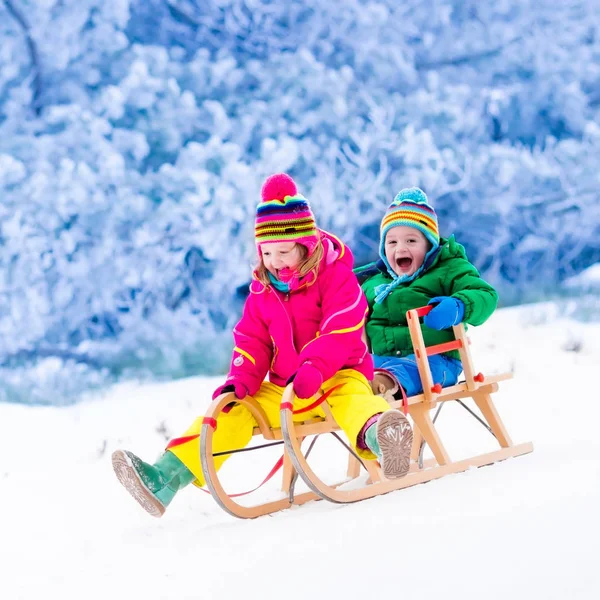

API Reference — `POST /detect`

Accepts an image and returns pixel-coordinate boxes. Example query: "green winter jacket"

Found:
[358,236,498,360]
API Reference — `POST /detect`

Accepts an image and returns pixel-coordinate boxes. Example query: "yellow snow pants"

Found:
[169,368,390,487]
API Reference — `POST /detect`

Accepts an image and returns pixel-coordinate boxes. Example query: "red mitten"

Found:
[292,363,324,399]
[212,381,248,400]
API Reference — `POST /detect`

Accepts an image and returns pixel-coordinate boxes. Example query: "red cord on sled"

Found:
[398,384,408,415]
[198,455,285,498]
[280,383,344,414]
[167,431,285,498]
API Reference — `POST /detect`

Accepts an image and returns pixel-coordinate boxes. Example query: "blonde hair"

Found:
[255,240,324,289]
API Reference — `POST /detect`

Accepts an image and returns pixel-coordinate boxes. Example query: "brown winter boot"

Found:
[370,370,400,403]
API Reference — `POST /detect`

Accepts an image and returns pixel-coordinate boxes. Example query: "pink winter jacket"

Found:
[224,231,374,395]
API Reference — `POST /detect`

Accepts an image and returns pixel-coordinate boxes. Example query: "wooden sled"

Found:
[200,305,533,518]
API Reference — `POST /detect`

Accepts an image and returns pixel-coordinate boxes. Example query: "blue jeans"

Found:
[372,354,463,397]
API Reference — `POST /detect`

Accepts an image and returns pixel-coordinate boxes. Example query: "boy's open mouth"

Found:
[395,257,413,271]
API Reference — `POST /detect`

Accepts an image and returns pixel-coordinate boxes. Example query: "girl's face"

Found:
[384,225,430,277]
[260,242,303,280]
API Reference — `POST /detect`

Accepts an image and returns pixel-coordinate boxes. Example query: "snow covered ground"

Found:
[2,302,599,600]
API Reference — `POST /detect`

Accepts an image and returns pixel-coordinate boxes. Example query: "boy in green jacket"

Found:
[356,187,498,400]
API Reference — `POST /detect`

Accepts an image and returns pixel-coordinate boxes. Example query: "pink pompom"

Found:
[261,173,297,202]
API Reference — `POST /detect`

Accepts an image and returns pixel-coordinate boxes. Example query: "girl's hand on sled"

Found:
[424,296,465,330]
[292,363,323,399]
[212,380,248,400]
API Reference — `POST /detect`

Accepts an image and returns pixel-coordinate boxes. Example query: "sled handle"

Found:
[407,305,481,393]
[410,305,434,318]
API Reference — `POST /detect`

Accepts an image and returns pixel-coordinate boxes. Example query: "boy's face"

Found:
[260,241,303,280]
[384,226,430,277]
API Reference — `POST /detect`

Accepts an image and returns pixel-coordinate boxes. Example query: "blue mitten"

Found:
[423,296,465,330]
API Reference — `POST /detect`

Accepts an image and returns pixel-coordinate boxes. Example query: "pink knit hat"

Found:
[255,174,319,255]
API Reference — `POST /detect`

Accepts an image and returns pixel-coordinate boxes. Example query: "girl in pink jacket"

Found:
[112,174,413,517]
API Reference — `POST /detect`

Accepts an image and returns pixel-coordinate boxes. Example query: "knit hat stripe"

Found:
[256,207,312,220]
[256,212,313,224]
[381,210,438,235]
[258,197,310,209]
[256,219,316,233]
[382,202,436,218]
[255,224,317,238]
[386,200,436,214]
[258,231,315,243]
[257,227,316,236]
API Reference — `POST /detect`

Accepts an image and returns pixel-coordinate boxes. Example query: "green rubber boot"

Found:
[112,449,196,517]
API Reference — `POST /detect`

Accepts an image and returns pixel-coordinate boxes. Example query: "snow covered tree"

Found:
[0,0,598,403]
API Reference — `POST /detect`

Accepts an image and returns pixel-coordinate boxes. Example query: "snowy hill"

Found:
[2,302,599,599]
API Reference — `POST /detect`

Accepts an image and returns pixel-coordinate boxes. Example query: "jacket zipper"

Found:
[274,291,296,351]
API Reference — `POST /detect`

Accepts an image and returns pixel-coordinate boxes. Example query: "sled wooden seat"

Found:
[200,305,533,517]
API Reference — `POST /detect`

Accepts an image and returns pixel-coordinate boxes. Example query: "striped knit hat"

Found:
[255,173,319,255]
[379,187,440,274]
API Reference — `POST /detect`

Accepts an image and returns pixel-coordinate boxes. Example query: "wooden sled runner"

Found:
[200,305,533,518]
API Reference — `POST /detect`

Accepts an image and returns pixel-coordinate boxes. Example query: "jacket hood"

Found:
[354,236,462,284]
[319,229,354,271]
